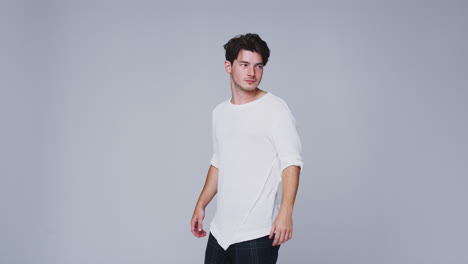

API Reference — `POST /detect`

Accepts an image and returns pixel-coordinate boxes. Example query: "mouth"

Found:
[246,80,256,84]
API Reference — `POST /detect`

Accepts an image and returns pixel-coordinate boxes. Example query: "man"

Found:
[191,33,303,264]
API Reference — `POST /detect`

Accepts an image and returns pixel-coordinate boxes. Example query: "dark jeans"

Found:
[204,233,281,264]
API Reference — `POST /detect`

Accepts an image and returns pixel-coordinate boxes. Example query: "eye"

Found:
[256,65,264,69]
[240,63,247,67]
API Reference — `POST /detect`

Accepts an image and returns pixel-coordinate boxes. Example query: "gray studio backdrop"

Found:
[2,0,467,263]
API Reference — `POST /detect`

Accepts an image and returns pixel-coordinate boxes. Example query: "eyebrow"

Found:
[239,61,264,66]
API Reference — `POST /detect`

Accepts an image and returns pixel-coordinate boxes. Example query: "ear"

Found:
[224,60,232,74]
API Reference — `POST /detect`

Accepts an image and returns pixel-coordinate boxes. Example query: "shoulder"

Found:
[211,98,229,118]
[266,92,292,113]
[266,93,299,125]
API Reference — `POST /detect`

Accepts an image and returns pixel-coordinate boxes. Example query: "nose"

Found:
[247,65,255,77]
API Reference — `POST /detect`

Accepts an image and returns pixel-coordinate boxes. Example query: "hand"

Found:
[269,211,293,246]
[191,206,207,238]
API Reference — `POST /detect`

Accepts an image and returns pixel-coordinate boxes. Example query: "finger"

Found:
[278,230,285,245]
[269,226,275,239]
[192,227,200,237]
[285,231,290,242]
[273,232,280,246]
[197,220,203,232]
[192,218,203,237]
[281,230,288,244]
[191,218,197,233]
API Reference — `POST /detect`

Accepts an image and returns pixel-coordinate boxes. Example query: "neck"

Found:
[230,87,266,105]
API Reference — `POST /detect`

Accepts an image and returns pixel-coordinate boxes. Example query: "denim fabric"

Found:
[204,233,280,264]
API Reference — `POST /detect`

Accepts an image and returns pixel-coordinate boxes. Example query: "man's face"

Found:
[225,49,264,92]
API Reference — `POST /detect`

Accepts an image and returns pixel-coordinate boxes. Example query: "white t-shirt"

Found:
[209,92,303,250]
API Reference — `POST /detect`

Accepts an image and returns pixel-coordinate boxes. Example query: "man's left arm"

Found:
[269,165,301,246]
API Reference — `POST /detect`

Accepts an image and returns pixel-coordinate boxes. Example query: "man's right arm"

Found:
[191,165,218,238]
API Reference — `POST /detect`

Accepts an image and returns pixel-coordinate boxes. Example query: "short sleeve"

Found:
[209,110,220,168]
[271,106,303,173]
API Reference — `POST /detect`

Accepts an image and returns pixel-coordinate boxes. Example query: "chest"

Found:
[215,110,273,144]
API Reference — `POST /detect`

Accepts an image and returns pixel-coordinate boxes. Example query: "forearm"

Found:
[278,165,301,216]
[195,165,219,209]
[270,165,301,245]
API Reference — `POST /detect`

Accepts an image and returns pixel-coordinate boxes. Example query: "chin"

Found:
[244,87,257,92]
